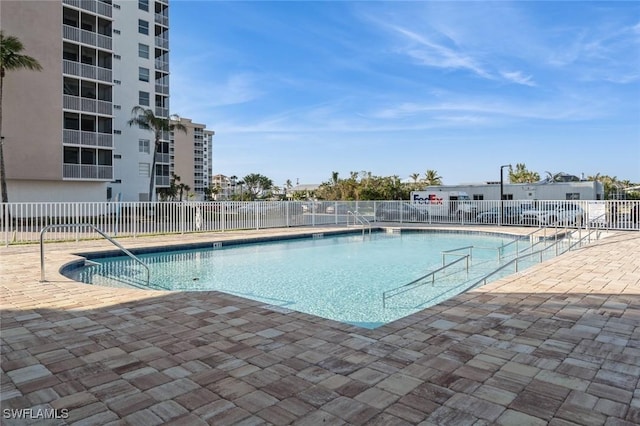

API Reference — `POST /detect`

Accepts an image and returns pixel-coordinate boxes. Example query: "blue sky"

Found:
[170,1,640,187]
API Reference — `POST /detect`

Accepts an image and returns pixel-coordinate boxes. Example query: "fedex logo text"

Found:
[412,194,443,204]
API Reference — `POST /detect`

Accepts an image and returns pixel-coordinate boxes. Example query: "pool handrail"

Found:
[382,253,470,308]
[347,210,372,235]
[40,223,150,287]
[470,222,604,289]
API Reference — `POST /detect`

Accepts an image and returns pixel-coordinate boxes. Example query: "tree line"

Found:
[214,165,639,201]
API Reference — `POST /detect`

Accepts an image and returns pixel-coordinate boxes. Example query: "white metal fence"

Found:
[1,199,638,245]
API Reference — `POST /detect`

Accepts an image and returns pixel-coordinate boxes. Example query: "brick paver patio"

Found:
[1,226,639,425]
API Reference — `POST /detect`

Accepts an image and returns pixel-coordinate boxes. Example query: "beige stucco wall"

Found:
[1,1,63,181]
[172,118,197,196]
[7,180,108,202]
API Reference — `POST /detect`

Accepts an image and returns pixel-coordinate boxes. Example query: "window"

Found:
[97,149,112,166]
[63,78,80,96]
[139,163,150,177]
[139,91,149,106]
[63,147,80,164]
[566,193,580,200]
[64,113,80,130]
[138,139,150,153]
[81,148,96,165]
[138,0,148,11]
[138,67,149,82]
[502,194,514,200]
[473,195,484,200]
[138,43,149,59]
[138,19,149,35]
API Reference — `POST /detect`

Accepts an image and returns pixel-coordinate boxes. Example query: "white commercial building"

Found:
[423,180,604,202]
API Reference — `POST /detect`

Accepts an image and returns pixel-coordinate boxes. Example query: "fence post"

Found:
[2,203,7,247]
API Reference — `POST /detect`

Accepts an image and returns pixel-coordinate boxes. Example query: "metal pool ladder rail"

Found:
[347,210,372,235]
[40,223,150,286]
[382,252,470,308]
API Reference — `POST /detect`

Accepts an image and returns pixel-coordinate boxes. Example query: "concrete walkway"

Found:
[1,226,639,425]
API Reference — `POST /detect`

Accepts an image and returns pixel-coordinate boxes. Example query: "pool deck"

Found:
[1,225,639,425]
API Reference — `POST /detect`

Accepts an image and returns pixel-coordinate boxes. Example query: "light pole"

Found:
[500,164,512,225]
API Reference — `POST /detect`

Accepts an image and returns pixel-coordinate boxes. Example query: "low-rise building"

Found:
[423,180,604,201]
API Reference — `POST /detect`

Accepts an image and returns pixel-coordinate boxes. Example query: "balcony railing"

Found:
[155,36,169,50]
[155,175,170,186]
[97,133,113,147]
[63,95,112,115]
[63,129,113,148]
[155,59,169,72]
[62,0,113,18]
[63,25,112,50]
[63,60,112,83]
[155,13,169,26]
[155,84,169,95]
[155,153,171,164]
[63,164,113,180]
[155,107,169,118]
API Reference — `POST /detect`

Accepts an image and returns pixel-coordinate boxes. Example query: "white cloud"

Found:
[388,24,492,79]
[500,70,536,87]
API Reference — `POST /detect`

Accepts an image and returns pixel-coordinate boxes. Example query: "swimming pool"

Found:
[65,230,520,328]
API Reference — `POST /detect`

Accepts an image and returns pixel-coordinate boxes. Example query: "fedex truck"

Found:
[410,190,477,218]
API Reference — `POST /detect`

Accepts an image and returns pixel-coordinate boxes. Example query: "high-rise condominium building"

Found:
[171,117,214,201]
[1,0,177,202]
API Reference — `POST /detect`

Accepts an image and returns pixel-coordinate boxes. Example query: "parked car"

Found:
[301,202,321,213]
[476,206,523,224]
[520,203,585,226]
[375,202,430,222]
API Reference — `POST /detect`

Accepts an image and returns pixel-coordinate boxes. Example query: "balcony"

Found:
[63,164,113,180]
[155,153,171,164]
[63,129,113,148]
[63,95,113,115]
[155,175,170,187]
[155,107,169,118]
[62,0,113,18]
[155,36,169,50]
[155,13,168,27]
[63,60,112,83]
[155,59,169,72]
[63,25,112,50]
[155,84,169,95]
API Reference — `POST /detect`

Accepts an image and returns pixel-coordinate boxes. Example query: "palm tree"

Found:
[128,106,186,201]
[409,173,420,183]
[0,31,42,203]
[509,163,540,183]
[242,173,273,200]
[423,170,442,186]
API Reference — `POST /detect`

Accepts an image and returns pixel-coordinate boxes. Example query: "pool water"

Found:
[68,231,519,328]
